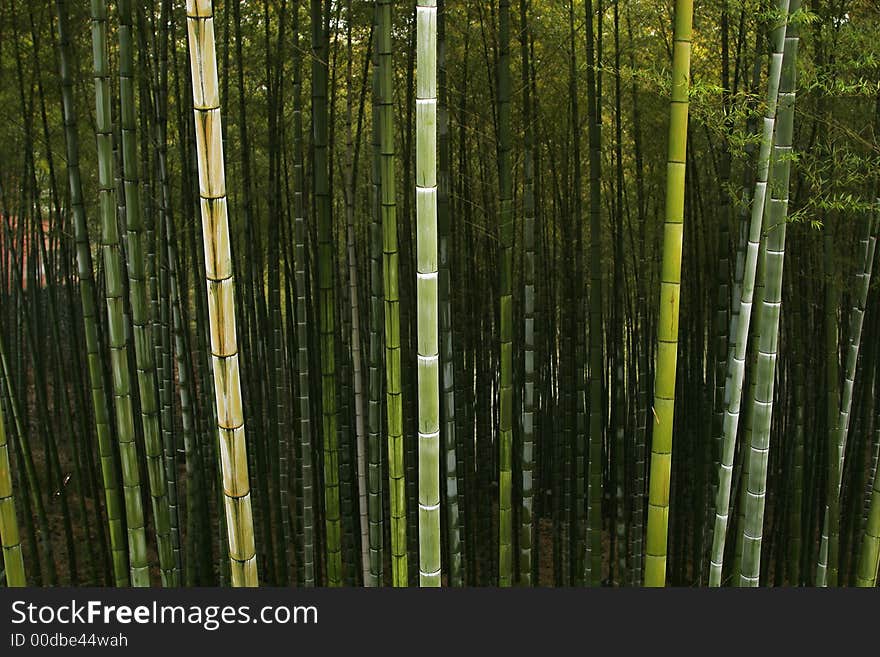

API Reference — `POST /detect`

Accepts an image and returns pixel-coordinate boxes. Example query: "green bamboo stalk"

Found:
[117,0,175,586]
[0,377,25,587]
[377,0,408,586]
[644,0,694,587]
[739,1,800,585]
[858,454,880,586]
[185,0,258,587]
[90,0,150,587]
[709,0,790,587]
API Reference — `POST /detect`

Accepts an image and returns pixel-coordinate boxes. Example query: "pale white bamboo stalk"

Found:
[417,0,441,587]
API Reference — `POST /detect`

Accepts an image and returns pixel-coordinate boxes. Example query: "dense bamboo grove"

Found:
[0,0,879,589]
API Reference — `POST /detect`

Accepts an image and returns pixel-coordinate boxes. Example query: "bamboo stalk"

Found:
[644,0,694,587]
[184,0,259,587]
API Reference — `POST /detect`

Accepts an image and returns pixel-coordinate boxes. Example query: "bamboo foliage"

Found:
[184,0,258,587]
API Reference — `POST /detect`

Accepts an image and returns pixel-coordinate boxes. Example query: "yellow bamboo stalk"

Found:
[185,0,258,587]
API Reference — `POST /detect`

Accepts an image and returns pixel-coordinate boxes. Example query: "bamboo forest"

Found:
[0,0,879,590]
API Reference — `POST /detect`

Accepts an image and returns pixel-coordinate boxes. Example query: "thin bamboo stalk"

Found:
[376,0,408,586]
